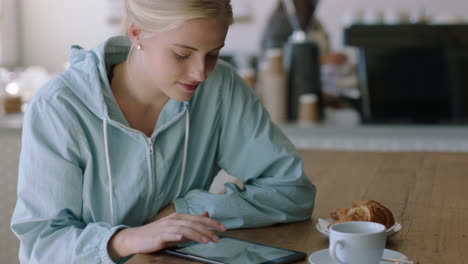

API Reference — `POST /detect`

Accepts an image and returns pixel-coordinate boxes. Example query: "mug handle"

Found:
[330,240,346,264]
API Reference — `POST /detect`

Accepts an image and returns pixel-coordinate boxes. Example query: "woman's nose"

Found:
[190,59,208,82]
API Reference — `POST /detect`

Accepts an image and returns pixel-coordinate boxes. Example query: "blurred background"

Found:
[1,0,468,262]
[1,0,468,125]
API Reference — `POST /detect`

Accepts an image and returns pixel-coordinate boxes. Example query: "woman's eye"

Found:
[208,53,220,59]
[174,53,189,60]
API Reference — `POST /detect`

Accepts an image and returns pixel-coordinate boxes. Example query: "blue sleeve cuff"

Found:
[173,197,190,214]
[98,225,130,264]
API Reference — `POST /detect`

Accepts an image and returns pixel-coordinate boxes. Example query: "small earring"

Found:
[137,44,142,50]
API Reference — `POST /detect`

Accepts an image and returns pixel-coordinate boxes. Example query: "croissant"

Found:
[330,200,395,229]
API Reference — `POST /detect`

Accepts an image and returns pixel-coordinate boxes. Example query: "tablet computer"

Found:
[165,235,307,264]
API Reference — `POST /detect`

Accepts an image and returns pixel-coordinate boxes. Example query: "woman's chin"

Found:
[170,92,194,102]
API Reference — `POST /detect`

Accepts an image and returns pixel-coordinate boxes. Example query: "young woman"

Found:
[11,0,316,263]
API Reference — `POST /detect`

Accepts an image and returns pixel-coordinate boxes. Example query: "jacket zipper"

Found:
[146,136,155,220]
[146,108,186,214]
[108,121,156,218]
[108,104,188,218]
[146,137,154,156]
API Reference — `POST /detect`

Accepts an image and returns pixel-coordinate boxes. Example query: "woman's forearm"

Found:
[108,228,135,261]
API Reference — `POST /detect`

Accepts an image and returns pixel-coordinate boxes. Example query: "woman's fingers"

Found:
[161,232,183,243]
[130,212,227,254]
[163,219,219,244]
[168,212,226,232]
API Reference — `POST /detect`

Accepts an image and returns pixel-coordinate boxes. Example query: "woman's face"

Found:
[134,18,229,102]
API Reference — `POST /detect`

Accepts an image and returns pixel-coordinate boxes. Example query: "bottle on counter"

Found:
[238,68,256,89]
[298,93,319,125]
[235,54,257,89]
[259,48,288,124]
[2,80,22,114]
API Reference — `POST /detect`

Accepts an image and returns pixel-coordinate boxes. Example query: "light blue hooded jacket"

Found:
[11,36,315,263]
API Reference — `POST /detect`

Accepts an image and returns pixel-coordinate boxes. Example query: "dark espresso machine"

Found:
[345,24,468,124]
[282,0,324,121]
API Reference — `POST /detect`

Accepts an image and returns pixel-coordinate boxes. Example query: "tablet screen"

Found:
[165,236,306,264]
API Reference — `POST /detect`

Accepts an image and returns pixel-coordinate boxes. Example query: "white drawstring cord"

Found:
[103,119,115,226]
[175,108,190,198]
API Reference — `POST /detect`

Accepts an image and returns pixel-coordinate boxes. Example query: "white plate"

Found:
[309,248,407,264]
[315,218,402,239]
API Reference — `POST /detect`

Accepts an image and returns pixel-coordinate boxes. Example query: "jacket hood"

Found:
[58,35,131,122]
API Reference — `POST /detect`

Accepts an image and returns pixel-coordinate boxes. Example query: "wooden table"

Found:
[128,150,468,264]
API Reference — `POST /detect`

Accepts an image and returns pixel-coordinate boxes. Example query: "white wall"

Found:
[20,0,120,72]
[1,0,19,67]
[20,0,468,72]
[223,0,277,55]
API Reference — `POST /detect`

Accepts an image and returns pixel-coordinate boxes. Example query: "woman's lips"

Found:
[178,82,199,92]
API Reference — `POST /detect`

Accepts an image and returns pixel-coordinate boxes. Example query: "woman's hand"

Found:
[108,211,226,261]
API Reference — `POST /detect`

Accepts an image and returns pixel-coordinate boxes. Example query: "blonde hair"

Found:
[122,0,233,81]
[122,0,233,34]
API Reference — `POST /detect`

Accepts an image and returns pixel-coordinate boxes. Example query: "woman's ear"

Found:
[128,24,143,45]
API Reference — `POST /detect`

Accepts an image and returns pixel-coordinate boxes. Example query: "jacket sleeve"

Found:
[10,96,127,264]
[173,66,316,228]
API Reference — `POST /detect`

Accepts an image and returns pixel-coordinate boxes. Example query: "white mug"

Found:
[329,221,386,264]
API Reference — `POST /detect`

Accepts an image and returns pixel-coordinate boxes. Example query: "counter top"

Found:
[281,123,468,152]
[128,150,468,264]
[2,113,468,152]
[0,113,23,131]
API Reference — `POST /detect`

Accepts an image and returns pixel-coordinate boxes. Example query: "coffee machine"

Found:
[345,24,468,124]
[282,0,324,121]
